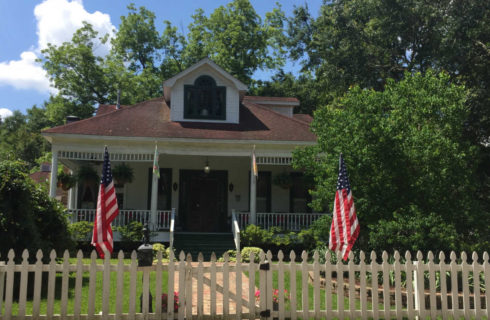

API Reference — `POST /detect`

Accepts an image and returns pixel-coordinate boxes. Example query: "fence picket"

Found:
[197,253,204,319]
[4,250,15,320]
[483,252,489,319]
[461,252,471,319]
[235,251,242,319]
[370,251,379,320]
[438,251,448,317]
[278,251,286,320]
[247,252,256,320]
[185,254,193,319]
[258,251,266,317]
[73,250,84,318]
[154,250,163,319]
[128,251,137,318]
[32,250,43,319]
[324,250,333,320]
[427,251,437,319]
[336,251,344,320]
[382,251,390,320]
[405,251,415,320]
[167,250,175,320]
[359,251,367,320]
[18,250,29,319]
[301,251,309,320]
[289,251,297,320]
[115,251,124,320]
[471,252,481,319]
[177,251,185,320]
[46,250,57,319]
[449,251,459,317]
[266,251,274,318]
[223,252,230,317]
[347,251,355,318]
[61,250,70,318]
[393,251,402,320]
[210,252,217,318]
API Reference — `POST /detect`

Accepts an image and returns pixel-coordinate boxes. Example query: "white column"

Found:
[150,168,159,230]
[250,157,257,225]
[49,150,58,198]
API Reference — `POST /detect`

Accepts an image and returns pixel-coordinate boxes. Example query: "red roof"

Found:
[243,96,299,103]
[43,96,315,142]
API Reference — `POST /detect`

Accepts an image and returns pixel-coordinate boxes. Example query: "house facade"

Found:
[42,59,324,241]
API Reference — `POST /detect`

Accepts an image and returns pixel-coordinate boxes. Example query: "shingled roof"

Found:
[43,96,316,142]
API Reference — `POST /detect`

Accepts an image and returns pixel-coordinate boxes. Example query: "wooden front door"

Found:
[179,170,228,232]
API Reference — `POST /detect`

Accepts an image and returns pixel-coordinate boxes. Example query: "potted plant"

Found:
[112,162,134,186]
[273,172,293,189]
[76,165,99,185]
[57,171,77,190]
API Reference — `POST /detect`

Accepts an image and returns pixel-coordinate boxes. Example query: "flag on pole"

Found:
[153,144,160,178]
[252,145,258,179]
[92,147,119,258]
[329,153,360,261]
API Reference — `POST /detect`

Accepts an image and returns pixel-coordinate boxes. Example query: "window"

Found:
[184,75,226,120]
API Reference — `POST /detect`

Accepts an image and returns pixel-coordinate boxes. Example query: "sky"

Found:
[0,0,322,118]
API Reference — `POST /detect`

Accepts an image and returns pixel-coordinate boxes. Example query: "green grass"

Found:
[4,259,169,316]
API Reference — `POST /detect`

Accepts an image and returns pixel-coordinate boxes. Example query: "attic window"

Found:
[184,75,226,120]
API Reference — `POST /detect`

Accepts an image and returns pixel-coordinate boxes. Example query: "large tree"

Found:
[293,71,488,253]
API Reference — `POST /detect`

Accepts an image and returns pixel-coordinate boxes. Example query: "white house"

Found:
[42,58,324,243]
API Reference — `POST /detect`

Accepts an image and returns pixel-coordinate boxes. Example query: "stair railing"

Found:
[231,209,240,253]
[169,208,175,253]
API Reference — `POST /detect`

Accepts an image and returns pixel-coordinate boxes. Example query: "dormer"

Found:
[163,58,248,124]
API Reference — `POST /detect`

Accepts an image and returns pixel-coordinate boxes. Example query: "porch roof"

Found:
[43,96,316,143]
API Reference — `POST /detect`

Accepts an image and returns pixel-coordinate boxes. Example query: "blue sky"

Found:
[0,0,322,118]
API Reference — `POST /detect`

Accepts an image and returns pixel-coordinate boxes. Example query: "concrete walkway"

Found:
[173,262,257,315]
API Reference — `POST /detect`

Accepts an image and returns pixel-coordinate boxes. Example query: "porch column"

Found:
[250,157,257,225]
[150,169,158,230]
[49,150,58,198]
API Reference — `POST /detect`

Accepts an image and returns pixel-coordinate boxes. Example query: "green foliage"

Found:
[240,224,273,247]
[116,221,144,242]
[112,163,134,185]
[241,247,263,263]
[68,221,93,242]
[0,160,74,262]
[152,243,174,261]
[57,171,77,190]
[76,165,99,184]
[218,249,237,262]
[294,71,487,252]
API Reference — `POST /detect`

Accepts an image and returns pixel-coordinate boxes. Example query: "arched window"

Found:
[184,75,226,120]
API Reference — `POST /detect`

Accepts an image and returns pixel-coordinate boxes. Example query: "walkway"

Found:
[173,262,257,315]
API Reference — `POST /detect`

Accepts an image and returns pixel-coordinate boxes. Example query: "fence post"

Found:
[259,251,270,319]
[0,261,5,316]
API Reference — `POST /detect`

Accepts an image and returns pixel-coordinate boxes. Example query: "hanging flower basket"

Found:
[57,171,77,190]
[76,165,99,185]
[112,162,134,186]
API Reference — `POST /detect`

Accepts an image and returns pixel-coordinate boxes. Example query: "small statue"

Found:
[142,224,150,245]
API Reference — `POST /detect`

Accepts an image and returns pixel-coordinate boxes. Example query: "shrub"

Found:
[69,221,93,242]
[152,243,174,261]
[241,247,263,263]
[218,249,237,262]
[240,224,273,247]
[116,221,144,242]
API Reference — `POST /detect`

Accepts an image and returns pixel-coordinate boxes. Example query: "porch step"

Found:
[173,233,235,260]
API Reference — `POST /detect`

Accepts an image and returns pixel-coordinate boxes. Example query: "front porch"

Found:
[52,145,326,240]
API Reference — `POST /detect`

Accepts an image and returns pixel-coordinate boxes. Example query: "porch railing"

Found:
[236,212,327,231]
[68,209,174,230]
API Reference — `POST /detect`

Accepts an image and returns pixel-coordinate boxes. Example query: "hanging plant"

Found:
[57,171,77,190]
[273,172,293,189]
[76,165,99,185]
[112,162,134,186]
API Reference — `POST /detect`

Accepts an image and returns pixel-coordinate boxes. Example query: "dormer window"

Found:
[184,75,226,120]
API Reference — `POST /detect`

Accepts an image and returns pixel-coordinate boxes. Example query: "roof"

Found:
[43,96,315,142]
[243,96,300,104]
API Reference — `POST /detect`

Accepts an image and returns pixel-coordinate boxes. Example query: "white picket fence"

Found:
[0,249,488,319]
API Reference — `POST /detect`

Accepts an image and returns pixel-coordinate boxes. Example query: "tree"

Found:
[0,160,73,262]
[293,71,488,253]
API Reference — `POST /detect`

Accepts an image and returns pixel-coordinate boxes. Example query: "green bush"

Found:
[152,243,174,261]
[218,249,237,262]
[241,247,263,263]
[68,221,93,241]
[0,160,74,262]
[116,221,144,242]
[240,224,273,247]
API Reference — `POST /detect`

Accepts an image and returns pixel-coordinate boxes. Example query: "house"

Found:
[42,58,325,243]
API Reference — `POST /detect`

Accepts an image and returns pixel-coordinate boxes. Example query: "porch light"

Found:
[204,158,211,174]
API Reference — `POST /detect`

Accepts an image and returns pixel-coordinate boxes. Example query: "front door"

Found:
[179,170,228,232]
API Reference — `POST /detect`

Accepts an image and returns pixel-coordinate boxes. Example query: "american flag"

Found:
[92,147,119,258]
[329,153,360,261]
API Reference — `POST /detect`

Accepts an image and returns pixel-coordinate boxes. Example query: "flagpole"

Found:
[150,143,159,230]
[250,145,257,225]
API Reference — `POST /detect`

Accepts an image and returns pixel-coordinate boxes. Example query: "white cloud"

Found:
[0,0,116,93]
[0,108,14,121]
[0,51,54,93]
[34,0,115,56]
